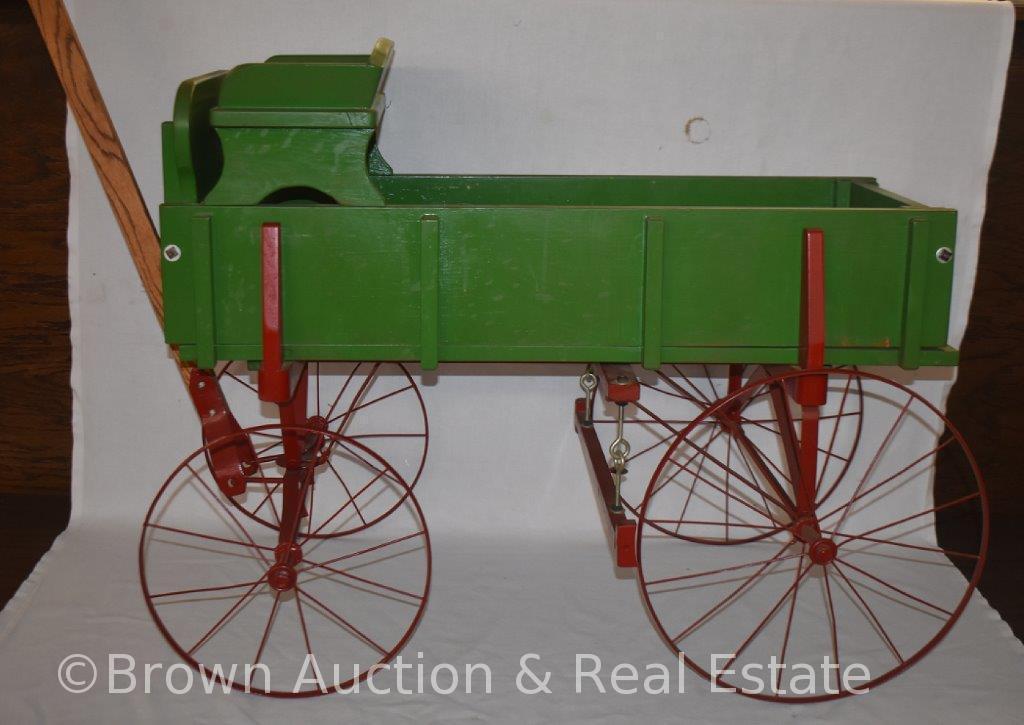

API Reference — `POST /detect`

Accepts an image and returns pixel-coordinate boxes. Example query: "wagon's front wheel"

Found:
[636,368,987,702]
[215,361,429,537]
[139,425,431,697]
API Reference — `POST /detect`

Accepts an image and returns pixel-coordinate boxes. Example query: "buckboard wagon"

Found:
[127,39,984,701]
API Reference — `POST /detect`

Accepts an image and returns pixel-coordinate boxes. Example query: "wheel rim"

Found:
[140,425,431,697]
[591,364,862,539]
[637,368,987,702]
[217,361,429,536]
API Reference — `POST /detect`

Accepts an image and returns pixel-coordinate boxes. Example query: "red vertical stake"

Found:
[796,228,827,514]
[258,222,290,403]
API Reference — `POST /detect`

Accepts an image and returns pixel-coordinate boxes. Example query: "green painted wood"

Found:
[900,218,932,369]
[159,50,960,372]
[420,215,440,371]
[160,202,958,368]
[190,215,216,369]
[642,216,664,370]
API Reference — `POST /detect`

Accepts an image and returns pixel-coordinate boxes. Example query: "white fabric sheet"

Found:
[1,0,1020,721]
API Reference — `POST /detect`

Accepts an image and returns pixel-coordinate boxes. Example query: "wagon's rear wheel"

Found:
[591,364,862,530]
[217,361,428,536]
[637,368,987,702]
[140,425,431,697]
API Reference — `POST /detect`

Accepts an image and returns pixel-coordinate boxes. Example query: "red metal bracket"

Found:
[574,398,637,567]
[258,222,293,403]
[598,364,640,404]
[188,368,257,496]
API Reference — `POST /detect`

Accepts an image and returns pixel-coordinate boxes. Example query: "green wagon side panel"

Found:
[160,199,956,368]
[659,209,955,352]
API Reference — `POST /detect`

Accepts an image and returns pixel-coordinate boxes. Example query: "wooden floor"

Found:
[0,3,1021,648]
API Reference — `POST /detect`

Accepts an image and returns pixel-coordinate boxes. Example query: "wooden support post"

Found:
[28,0,189,384]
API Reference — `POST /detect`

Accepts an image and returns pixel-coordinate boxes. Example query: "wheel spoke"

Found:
[817,436,955,527]
[297,586,388,656]
[652,423,724,499]
[224,369,259,395]
[823,565,841,691]
[664,453,779,525]
[187,463,271,566]
[831,562,903,664]
[776,546,807,692]
[145,523,275,554]
[731,439,783,528]
[188,575,268,655]
[294,588,315,659]
[670,542,792,644]
[298,531,426,573]
[716,558,815,681]
[253,591,282,666]
[833,492,981,544]
[301,559,424,601]
[305,467,387,539]
[150,578,266,600]
[328,384,412,431]
[834,557,953,616]
[816,373,855,493]
[322,362,366,423]
[671,425,719,533]
[669,430,793,516]
[830,531,979,560]
[647,551,804,587]
[328,460,367,526]
[833,394,913,534]
[648,519,780,530]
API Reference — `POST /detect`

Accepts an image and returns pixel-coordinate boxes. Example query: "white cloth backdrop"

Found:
[1,0,1021,721]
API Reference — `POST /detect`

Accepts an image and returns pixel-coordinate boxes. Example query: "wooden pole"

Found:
[28,0,189,383]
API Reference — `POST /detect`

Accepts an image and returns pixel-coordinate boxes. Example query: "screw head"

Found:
[935,247,953,263]
[163,244,182,262]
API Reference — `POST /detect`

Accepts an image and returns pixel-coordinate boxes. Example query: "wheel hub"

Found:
[267,563,297,592]
[268,542,303,592]
[808,538,838,566]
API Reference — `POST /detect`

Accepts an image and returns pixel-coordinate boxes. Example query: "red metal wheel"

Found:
[591,364,862,533]
[217,361,429,536]
[637,368,987,702]
[140,425,431,697]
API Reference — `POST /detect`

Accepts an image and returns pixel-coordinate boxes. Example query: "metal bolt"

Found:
[163,244,181,262]
[935,247,953,263]
[197,380,206,390]
[207,409,216,417]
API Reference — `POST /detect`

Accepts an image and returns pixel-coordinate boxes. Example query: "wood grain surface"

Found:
[0,0,71,606]
[0,0,71,497]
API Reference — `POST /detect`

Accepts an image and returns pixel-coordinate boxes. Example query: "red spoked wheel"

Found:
[637,368,987,702]
[217,361,428,536]
[140,425,431,697]
[591,364,862,530]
